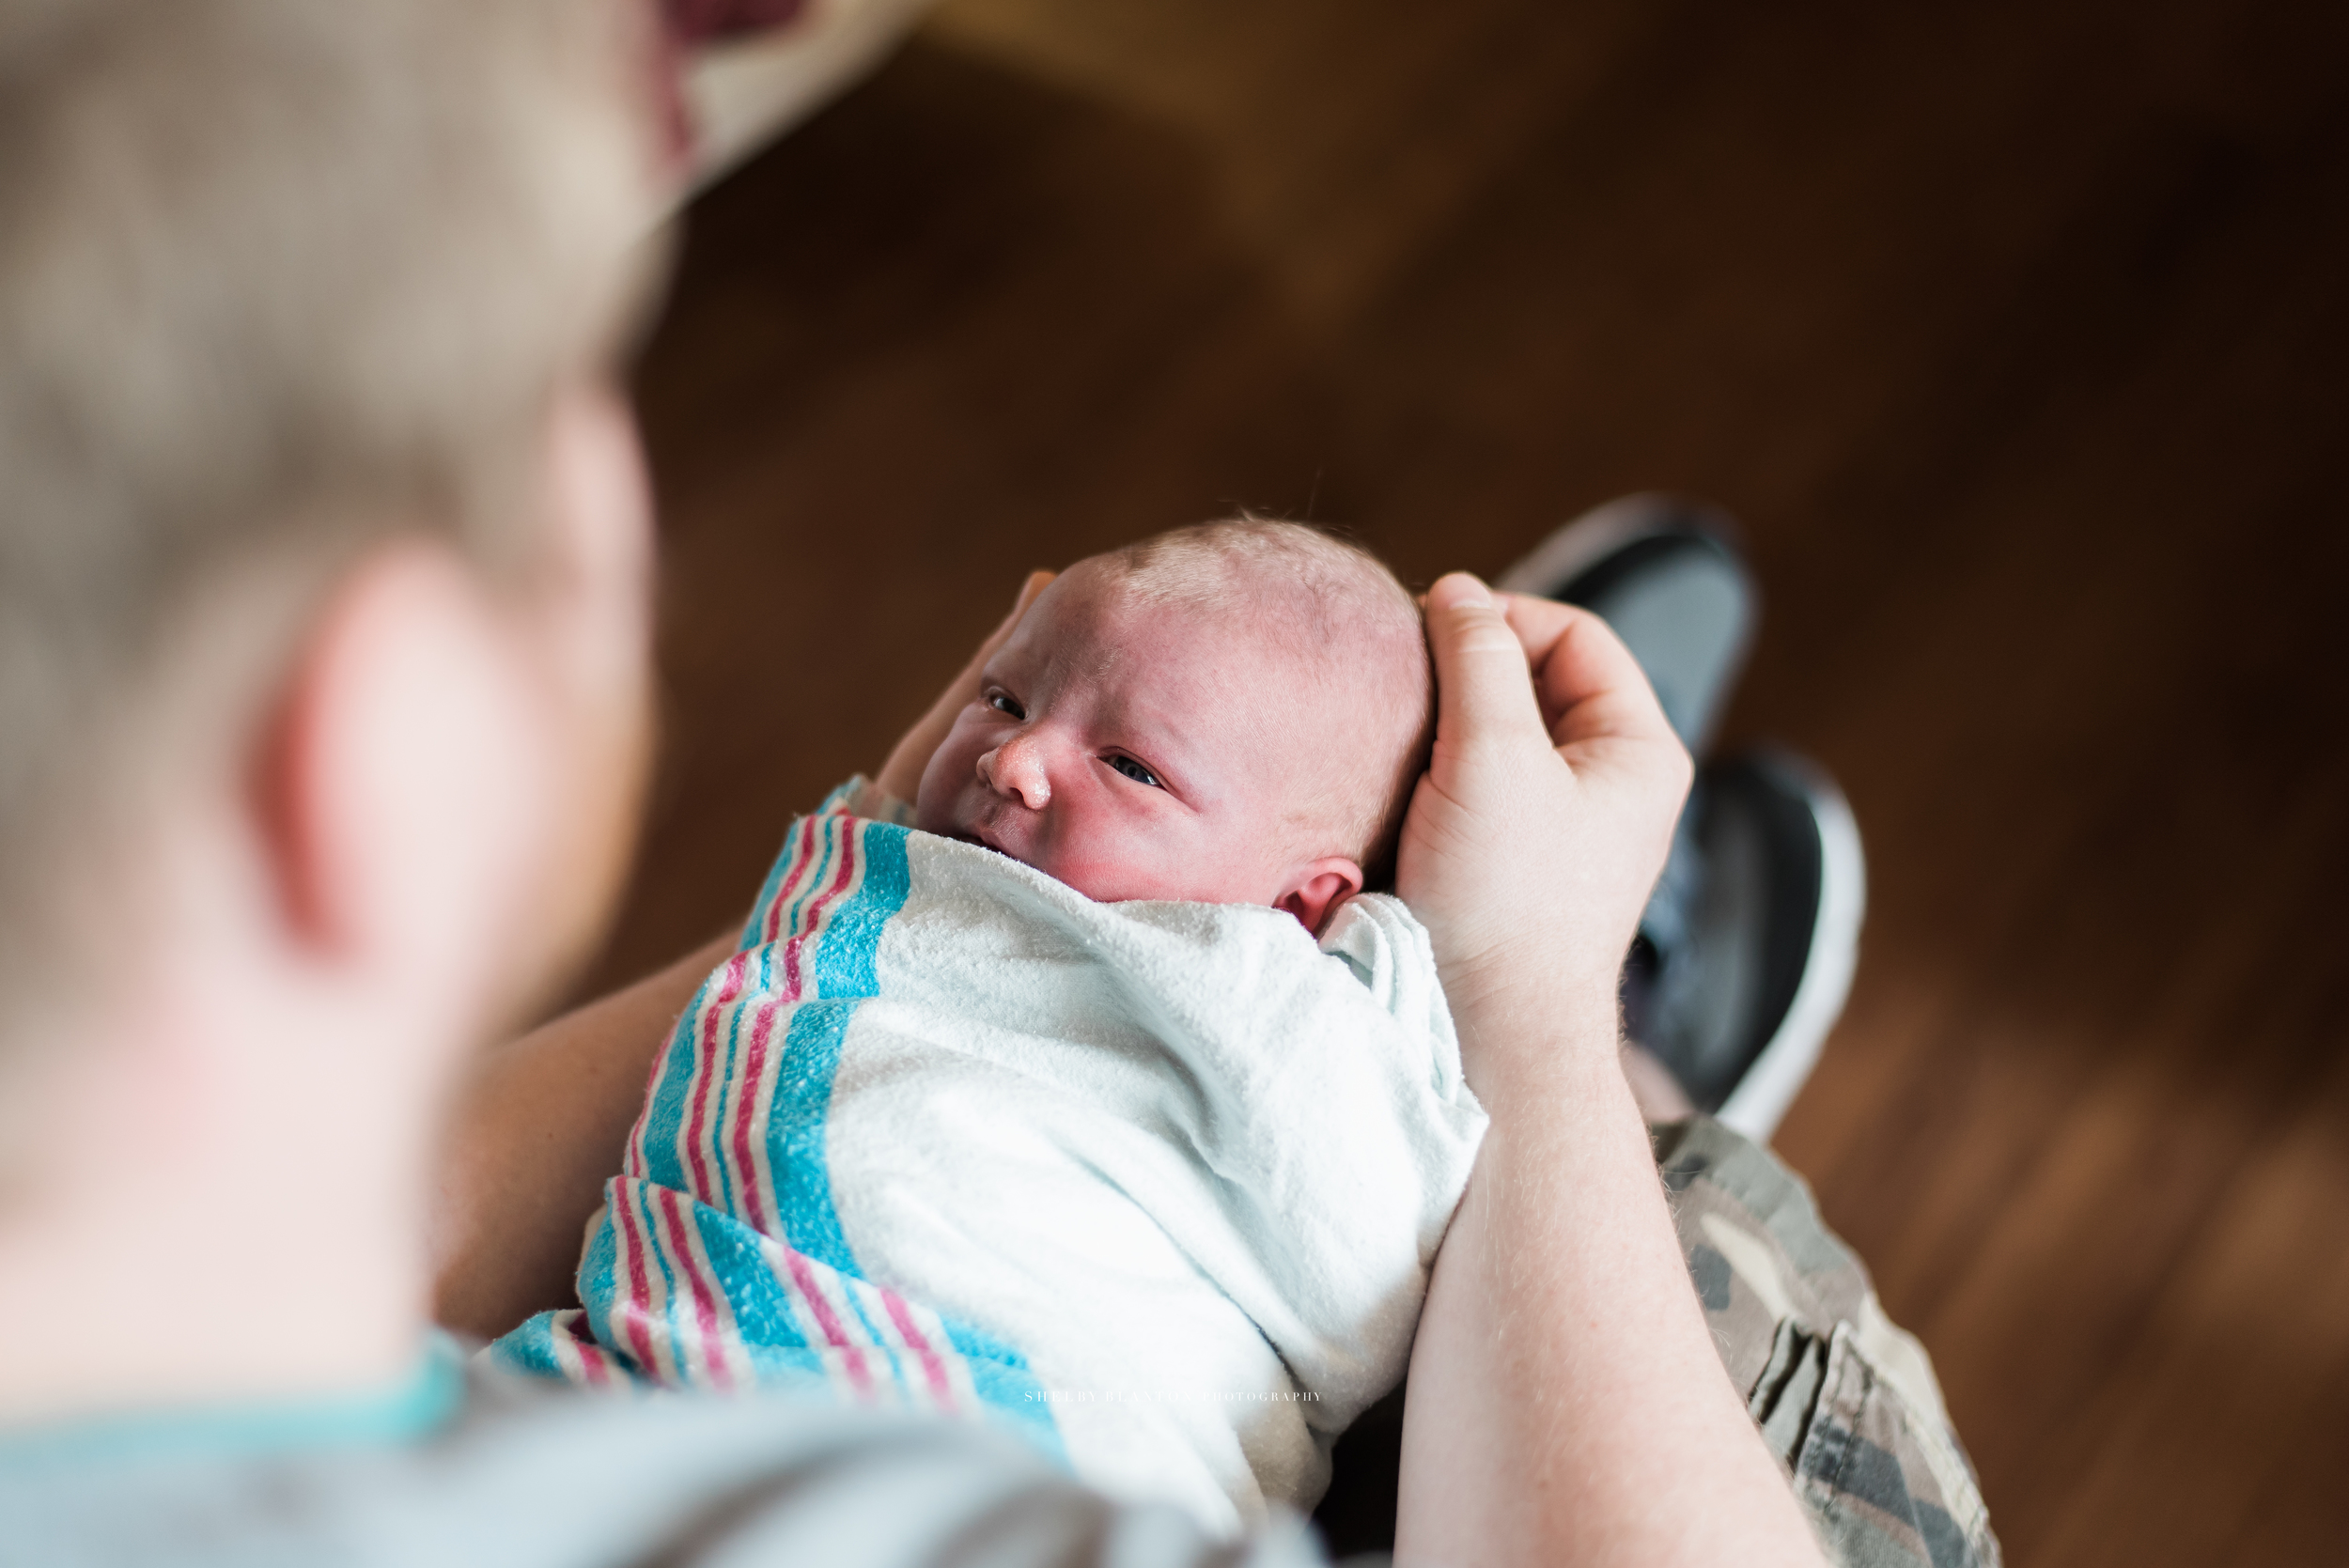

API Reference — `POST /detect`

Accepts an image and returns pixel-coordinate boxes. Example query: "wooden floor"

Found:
[588,3,2349,1561]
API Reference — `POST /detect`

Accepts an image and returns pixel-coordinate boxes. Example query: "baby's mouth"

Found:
[959,819,1032,867]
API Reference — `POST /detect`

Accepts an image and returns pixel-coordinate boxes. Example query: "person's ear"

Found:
[538,380,654,691]
[1276,857,1365,937]
[251,541,546,991]
[506,381,658,1002]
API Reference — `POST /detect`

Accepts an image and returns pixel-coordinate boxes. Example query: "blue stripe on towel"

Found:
[493,803,1063,1458]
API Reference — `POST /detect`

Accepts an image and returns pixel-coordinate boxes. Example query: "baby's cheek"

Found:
[1030,839,1132,902]
[910,767,948,833]
[912,725,982,829]
[1060,827,1255,905]
[1031,825,1174,903]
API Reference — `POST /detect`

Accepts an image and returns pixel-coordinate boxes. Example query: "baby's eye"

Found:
[1108,755,1161,788]
[988,691,1025,720]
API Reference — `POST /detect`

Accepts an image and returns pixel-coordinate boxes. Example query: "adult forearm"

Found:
[1385,579,1819,1565]
[428,933,730,1339]
[1394,984,1823,1568]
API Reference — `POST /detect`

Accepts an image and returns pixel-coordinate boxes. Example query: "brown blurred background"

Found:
[591,3,2349,1563]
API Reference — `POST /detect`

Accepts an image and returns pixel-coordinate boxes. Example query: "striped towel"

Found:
[492,778,1486,1533]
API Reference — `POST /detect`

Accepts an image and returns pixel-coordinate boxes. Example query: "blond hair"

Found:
[0,0,660,1045]
[1105,520,1433,887]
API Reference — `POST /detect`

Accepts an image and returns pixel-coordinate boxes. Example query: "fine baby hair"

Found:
[1102,518,1434,889]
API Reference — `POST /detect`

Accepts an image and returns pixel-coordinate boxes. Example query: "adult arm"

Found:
[428,571,1053,1340]
[430,932,731,1338]
[1392,575,1822,1567]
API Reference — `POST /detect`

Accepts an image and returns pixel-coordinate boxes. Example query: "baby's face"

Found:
[915,562,1346,909]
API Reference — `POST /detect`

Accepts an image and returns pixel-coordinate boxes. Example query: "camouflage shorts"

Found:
[1656,1117,2000,1568]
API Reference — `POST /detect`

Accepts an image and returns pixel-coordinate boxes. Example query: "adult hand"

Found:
[1394,574,1820,1567]
[876,569,1055,804]
[1396,572,1691,1077]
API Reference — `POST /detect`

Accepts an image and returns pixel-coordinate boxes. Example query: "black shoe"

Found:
[1495,492,1754,756]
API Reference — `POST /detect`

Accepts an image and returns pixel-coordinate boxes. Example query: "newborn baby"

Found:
[494,521,1488,1534]
[918,520,1432,922]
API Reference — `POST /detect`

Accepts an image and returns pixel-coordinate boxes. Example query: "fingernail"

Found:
[1435,573,1492,610]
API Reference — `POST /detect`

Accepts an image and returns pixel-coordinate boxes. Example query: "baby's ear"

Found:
[1277,857,1365,938]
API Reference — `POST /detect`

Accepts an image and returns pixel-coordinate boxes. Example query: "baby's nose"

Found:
[980,730,1052,809]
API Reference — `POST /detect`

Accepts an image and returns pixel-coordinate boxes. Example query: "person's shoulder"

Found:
[1,1363,1328,1567]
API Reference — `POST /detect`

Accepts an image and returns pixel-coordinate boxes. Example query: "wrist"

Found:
[1443,961,1625,1108]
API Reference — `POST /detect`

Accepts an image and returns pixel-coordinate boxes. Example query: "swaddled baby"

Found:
[494,521,1489,1534]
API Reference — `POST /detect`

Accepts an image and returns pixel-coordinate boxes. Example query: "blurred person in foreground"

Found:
[0,3,1989,1565]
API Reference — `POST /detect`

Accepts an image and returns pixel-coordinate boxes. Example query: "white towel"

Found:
[493,779,1487,1534]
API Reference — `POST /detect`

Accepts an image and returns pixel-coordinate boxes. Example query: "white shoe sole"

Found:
[1712,753,1867,1144]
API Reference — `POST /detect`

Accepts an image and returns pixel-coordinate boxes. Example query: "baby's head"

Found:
[915,521,1433,932]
